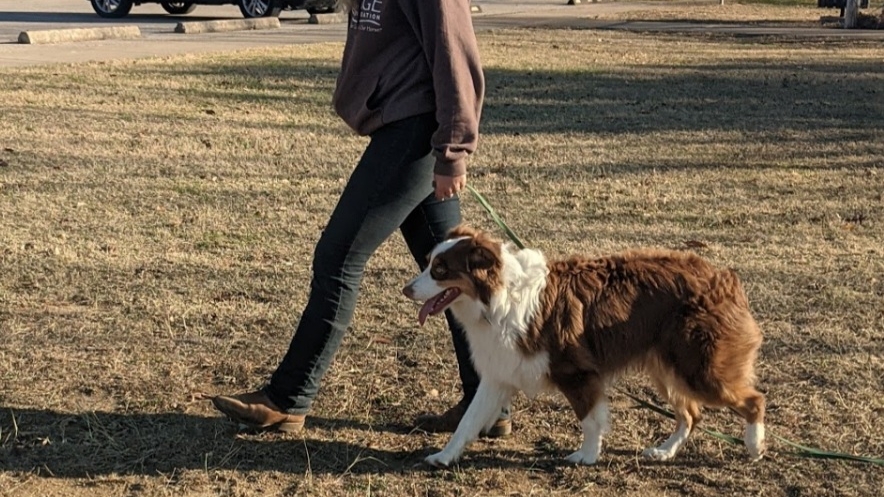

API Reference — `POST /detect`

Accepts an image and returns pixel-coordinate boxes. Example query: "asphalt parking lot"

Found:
[0,0,354,66]
[0,1,320,39]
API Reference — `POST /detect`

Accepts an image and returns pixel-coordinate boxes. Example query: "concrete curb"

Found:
[309,12,347,25]
[18,25,141,45]
[174,17,281,34]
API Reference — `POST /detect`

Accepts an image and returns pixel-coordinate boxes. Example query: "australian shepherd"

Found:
[403,225,765,467]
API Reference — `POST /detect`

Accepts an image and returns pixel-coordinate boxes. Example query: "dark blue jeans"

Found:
[263,113,479,414]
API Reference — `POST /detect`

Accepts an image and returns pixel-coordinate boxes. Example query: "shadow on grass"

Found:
[479,58,884,138]
[0,408,416,477]
[121,51,884,141]
[0,406,723,477]
[0,408,604,477]
[5,34,880,150]
[601,18,820,27]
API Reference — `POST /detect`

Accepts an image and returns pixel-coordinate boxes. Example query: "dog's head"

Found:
[402,225,505,325]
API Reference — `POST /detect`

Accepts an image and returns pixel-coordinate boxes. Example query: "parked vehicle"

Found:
[89,0,337,19]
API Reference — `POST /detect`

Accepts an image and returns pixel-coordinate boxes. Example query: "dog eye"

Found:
[431,263,448,279]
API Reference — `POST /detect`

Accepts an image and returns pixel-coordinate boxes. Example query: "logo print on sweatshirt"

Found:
[350,0,383,32]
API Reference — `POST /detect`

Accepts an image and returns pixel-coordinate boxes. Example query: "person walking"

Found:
[210,0,510,438]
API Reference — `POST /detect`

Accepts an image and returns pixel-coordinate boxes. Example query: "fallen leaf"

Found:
[684,240,708,249]
[0,159,8,167]
[204,109,216,115]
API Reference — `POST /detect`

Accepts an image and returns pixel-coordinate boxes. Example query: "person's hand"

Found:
[434,173,467,201]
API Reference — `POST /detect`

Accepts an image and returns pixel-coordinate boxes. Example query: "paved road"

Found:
[0,0,317,36]
[0,0,881,67]
[0,0,686,67]
[0,0,350,66]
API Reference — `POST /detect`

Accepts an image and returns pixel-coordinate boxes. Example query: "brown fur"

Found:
[451,225,765,435]
[440,226,504,305]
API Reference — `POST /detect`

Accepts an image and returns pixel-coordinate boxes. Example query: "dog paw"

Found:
[424,452,455,468]
[744,423,766,462]
[747,443,766,462]
[642,447,675,461]
[564,450,598,466]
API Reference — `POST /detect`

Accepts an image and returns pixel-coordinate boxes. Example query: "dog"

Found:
[402,225,765,467]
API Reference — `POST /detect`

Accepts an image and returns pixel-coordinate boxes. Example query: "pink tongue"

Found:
[418,292,446,326]
[418,301,434,326]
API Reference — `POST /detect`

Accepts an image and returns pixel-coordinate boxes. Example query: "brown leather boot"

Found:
[211,391,305,433]
[415,399,512,438]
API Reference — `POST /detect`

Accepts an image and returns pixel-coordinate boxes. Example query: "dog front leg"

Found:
[559,376,608,465]
[565,399,608,465]
[424,380,512,468]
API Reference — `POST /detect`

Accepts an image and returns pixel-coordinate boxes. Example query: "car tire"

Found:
[238,0,282,18]
[306,6,336,14]
[90,0,134,18]
[306,0,339,14]
[161,2,197,15]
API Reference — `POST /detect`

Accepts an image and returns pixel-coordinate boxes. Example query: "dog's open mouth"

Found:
[418,287,462,326]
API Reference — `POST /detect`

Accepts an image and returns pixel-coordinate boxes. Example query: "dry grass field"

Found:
[1,7,883,497]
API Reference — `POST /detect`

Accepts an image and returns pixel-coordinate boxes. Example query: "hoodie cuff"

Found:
[433,157,467,177]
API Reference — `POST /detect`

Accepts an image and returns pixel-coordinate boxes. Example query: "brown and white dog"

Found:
[403,225,765,467]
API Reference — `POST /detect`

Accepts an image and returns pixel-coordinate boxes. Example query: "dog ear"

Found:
[467,245,497,271]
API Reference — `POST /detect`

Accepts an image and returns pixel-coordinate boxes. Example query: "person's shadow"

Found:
[0,407,562,476]
[0,407,432,476]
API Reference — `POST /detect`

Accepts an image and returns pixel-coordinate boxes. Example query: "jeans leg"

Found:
[399,194,482,403]
[264,113,439,414]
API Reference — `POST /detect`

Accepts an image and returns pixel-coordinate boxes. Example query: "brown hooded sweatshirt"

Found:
[332,0,485,177]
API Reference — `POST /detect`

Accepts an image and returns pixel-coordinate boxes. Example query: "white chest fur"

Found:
[449,244,552,398]
[467,318,551,398]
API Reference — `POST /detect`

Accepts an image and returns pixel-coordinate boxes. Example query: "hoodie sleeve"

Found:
[408,0,485,177]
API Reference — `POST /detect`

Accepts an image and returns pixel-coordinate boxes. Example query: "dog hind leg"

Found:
[731,388,766,461]
[705,316,766,461]
[642,394,700,461]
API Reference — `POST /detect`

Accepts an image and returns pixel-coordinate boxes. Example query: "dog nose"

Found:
[402,284,414,299]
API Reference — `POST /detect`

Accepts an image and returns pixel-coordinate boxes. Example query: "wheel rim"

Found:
[168,2,187,6]
[97,0,123,12]
[242,0,270,16]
